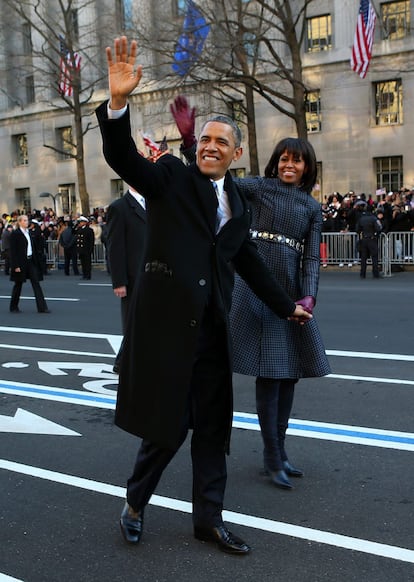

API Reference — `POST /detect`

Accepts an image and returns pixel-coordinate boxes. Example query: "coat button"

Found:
[198,278,206,286]
[189,320,197,327]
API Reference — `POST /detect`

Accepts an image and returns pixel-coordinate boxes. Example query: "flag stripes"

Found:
[350,0,377,79]
[59,36,81,97]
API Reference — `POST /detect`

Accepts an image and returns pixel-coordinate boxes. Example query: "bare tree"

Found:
[2,0,111,215]
[140,0,316,174]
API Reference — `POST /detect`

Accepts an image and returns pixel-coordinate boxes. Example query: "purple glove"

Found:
[170,95,196,149]
[295,296,315,314]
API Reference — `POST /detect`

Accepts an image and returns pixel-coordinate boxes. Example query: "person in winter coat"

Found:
[172,96,331,491]
[59,220,79,276]
[96,37,311,555]
[9,215,49,313]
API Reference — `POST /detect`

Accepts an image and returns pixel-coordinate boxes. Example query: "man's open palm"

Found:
[106,37,142,107]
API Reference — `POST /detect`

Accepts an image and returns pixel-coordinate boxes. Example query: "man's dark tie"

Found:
[213,182,224,233]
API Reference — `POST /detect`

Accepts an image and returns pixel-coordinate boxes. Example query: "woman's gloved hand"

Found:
[170,95,196,149]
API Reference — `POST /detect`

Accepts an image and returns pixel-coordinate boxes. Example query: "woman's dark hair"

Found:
[264,137,317,194]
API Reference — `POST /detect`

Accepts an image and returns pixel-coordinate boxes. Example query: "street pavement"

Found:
[0,266,413,582]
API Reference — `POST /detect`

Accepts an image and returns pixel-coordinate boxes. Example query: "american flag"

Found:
[59,36,81,97]
[350,0,377,79]
[141,133,169,162]
[141,132,160,153]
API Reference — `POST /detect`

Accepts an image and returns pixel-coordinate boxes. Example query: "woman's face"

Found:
[278,150,306,186]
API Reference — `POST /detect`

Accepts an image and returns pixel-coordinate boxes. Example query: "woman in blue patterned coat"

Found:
[171,97,330,490]
[230,138,331,490]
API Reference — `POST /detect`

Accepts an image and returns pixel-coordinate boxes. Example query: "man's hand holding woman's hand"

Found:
[289,304,313,325]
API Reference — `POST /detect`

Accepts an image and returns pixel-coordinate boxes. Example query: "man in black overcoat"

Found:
[9,214,49,313]
[96,37,311,555]
[75,216,94,279]
[356,203,382,278]
[106,186,147,372]
[59,220,79,276]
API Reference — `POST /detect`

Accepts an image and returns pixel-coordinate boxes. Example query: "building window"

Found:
[381,1,410,40]
[26,75,35,104]
[313,161,323,201]
[374,80,402,125]
[243,32,258,62]
[22,22,33,55]
[230,168,246,178]
[111,179,124,199]
[116,0,133,30]
[229,100,244,123]
[306,15,332,52]
[58,184,76,215]
[375,156,403,192]
[16,187,31,213]
[305,90,321,133]
[57,126,74,160]
[13,134,28,166]
[173,0,187,18]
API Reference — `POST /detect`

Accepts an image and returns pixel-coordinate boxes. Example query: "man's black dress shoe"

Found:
[283,460,304,478]
[194,524,251,555]
[38,309,51,313]
[120,502,144,544]
[10,308,21,313]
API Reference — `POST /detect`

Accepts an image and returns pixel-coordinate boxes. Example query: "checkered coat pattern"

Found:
[230,177,331,379]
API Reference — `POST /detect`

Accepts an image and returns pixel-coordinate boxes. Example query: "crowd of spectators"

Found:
[321,189,414,234]
[1,207,107,241]
[0,206,108,274]
[2,191,414,272]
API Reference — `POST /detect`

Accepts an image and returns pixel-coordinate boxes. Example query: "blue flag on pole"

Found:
[172,0,210,76]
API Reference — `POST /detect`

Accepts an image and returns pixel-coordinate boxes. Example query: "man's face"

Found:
[196,121,242,180]
[19,216,29,229]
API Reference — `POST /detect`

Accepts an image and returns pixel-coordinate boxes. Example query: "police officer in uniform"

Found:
[75,216,94,279]
[356,203,382,278]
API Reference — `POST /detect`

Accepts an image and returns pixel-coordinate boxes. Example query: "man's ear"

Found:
[233,146,243,162]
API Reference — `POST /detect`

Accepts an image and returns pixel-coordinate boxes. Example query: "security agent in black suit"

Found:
[59,220,80,276]
[356,203,382,278]
[106,187,146,372]
[9,214,49,313]
[96,37,311,555]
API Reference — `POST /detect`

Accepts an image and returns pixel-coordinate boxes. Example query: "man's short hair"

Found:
[200,115,242,148]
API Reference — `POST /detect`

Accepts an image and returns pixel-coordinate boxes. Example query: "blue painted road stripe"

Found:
[1,381,413,451]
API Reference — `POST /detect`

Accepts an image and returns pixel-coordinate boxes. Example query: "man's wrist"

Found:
[109,97,128,110]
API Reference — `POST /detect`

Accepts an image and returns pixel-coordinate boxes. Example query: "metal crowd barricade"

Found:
[320,232,360,268]
[45,240,107,269]
[43,235,413,274]
[320,231,414,276]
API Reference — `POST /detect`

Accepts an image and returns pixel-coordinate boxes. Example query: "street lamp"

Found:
[39,192,59,214]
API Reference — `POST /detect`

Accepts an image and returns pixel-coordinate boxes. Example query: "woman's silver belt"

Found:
[250,230,303,253]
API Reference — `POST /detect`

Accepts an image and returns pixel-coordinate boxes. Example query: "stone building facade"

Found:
[0,0,413,216]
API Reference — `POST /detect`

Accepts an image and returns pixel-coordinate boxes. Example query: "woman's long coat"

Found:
[96,104,297,450]
[230,177,331,379]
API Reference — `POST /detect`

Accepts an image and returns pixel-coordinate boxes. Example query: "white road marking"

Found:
[0,574,24,582]
[327,349,414,362]
[329,373,414,386]
[1,459,413,564]
[0,344,114,358]
[0,408,80,436]
[1,381,413,450]
[0,296,79,302]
